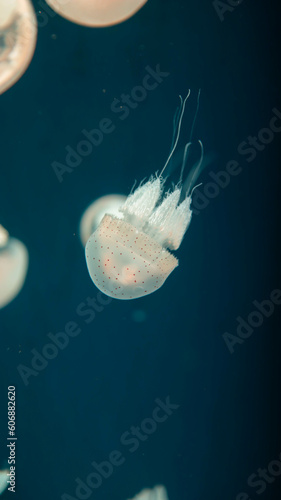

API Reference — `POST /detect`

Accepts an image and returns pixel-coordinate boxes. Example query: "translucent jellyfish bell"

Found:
[45,0,148,27]
[79,194,126,247]
[128,486,169,500]
[0,0,37,94]
[0,225,28,308]
[86,91,205,300]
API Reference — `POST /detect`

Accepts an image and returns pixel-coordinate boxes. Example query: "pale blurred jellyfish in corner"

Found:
[128,486,169,500]
[0,468,9,494]
[79,194,126,247]
[0,0,37,94]
[0,225,28,309]
[45,0,148,27]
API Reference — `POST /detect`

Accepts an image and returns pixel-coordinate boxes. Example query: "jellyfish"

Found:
[45,0,148,27]
[0,225,28,308]
[0,0,37,95]
[0,468,9,494]
[85,91,205,300]
[79,194,126,246]
[128,485,169,500]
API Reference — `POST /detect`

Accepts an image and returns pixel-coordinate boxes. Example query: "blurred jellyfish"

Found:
[45,0,148,27]
[128,486,169,500]
[86,91,206,300]
[0,468,8,494]
[0,0,37,94]
[79,194,126,246]
[0,225,28,309]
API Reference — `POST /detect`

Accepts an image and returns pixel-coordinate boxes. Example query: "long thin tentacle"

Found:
[169,102,182,154]
[189,88,201,143]
[184,140,204,196]
[178,141,192,184]
[179,88,201,178]
[160,90,191,177]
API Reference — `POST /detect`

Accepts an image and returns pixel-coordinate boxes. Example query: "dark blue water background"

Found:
[1,1,280,499]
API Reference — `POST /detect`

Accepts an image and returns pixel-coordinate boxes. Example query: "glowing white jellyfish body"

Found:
[128,486,169,500]
[45,0,148,27]
[86,92,204,300]
[0,225,28,308]
[79,194,126,246]
[0,0,37,94]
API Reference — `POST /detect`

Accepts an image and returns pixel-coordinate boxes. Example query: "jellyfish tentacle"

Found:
[119,177,162,229]
[178,141,192,184]
[145,188,181,246]
[164,102,184,175]
[178,88,202,184]
[183,140,205,196]
[169,98,183,154]
[188,88,201,143]
[160,90,191,177]
[190,182,203,197]
[164,194,193,250]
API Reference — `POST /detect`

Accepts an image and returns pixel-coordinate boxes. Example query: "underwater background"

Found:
[1,0,281,499]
